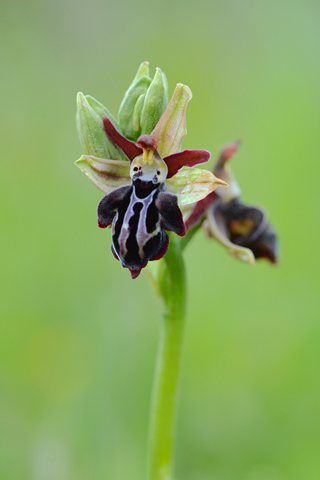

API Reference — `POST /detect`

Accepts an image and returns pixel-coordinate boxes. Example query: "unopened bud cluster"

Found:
[118,61,168,141]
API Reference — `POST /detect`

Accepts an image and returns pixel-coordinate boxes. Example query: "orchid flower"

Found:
[75,65,227,278]
[185,141,278,264]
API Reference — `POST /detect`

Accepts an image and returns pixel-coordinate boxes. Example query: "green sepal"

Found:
[75,155,131,193]
[85,95,127,161]
[166,166,227,206]
[118,76,151,141]
[132,61,150,83]
[85,95,121,132]
[152,83,192,158]
[140,67,168,135]
[76,92,123,160]
[132,94,145,134]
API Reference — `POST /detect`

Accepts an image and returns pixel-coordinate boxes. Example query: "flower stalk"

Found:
[147,233,186,480]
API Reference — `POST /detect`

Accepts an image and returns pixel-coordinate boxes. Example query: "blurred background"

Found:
[1,0,319,479]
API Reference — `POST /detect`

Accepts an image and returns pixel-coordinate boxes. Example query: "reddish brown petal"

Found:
[219,140,241,164]
[185,191,218,231]
[164,150,210,179]
[103,118,142,162]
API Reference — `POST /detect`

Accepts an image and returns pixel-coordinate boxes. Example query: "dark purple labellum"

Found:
[218,198,279,264]
[97,179,185,279]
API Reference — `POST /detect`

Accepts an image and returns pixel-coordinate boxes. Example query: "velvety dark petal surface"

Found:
[108,184,171,278]
[164,150,210,178]
[97,185,132,228]
[238,223,278,263]
[103,118,142,162]
[216,198,278,264]
[156,192,186,236]
[143,231,169,263]
[219,199,267,246]
[111,244,120,260]
[150,231,169,261]
[120,230,169,279]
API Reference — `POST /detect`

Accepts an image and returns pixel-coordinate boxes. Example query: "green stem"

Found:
[147,234,186,480]
[180,220,202,251]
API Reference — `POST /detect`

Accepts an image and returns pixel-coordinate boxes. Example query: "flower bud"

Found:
[76,92,123,160]
[118,62,152,141]
[131,61,150,83]
[140,67,168,135]
[85,94,121,132]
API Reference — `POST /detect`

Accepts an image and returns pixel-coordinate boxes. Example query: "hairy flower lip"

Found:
[216,198,279,264]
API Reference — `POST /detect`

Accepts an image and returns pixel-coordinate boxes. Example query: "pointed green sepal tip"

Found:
[132,61,150,83]
[75,155,131,193]
[140,67,169,135]
[166,166,227,206]
[85,94,121,133]
[152,83,193,158]
[76,92,123,160]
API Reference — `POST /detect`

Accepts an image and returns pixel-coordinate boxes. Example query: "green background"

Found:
[1,0,319,479]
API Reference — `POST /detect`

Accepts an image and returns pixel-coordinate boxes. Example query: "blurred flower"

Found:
[186,141,278,264]
[75,64,226,278]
